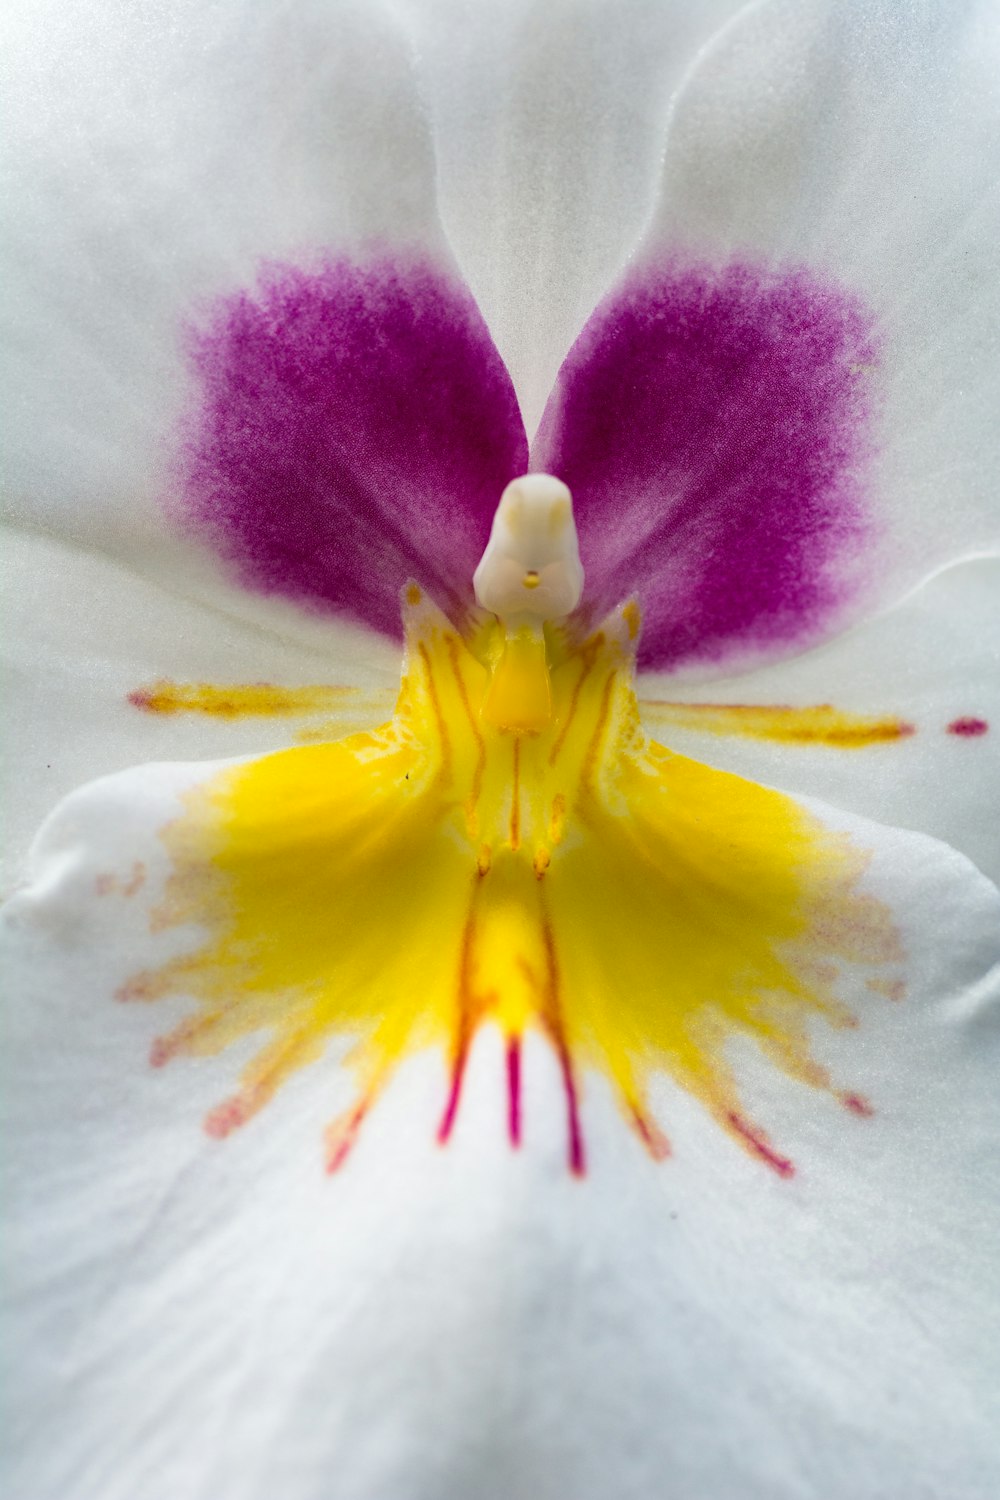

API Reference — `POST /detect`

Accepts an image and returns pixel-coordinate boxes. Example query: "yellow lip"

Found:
[125,585,902,1177]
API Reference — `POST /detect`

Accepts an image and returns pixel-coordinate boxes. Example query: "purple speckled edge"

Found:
[531,257,882,674]
[175,253,528,638]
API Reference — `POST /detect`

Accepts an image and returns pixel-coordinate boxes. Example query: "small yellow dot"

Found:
[523,571,541,589]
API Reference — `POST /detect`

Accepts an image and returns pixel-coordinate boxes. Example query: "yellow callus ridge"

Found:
[481,623,552,733]
[132,587,901,1177]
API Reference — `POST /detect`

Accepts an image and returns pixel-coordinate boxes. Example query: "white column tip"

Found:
[473,474,584,623]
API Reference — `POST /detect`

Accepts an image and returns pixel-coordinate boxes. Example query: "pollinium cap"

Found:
[473,474,584,623]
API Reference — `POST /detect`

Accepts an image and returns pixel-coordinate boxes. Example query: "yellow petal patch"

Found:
[123,589,902,1176]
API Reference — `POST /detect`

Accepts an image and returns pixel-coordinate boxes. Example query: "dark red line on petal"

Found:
[438,909,479,1145]
[558,1043,585,1177]
[538,917,585,1177]
[507,1035,522,1148]
[438,1039,471,1144]
[727,1111,795,1178]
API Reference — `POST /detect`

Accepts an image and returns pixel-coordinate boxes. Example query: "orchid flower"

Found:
[4,2,1000,1498]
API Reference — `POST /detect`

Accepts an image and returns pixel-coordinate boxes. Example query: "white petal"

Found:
[1,0,446,598]
[643,0,1000,593]
[3,760,999,1499]
[639,558,1000,884]
[0,526,398,892]
[402,0,749,435]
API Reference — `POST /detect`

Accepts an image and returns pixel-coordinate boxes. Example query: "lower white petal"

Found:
[3,750,998,1500]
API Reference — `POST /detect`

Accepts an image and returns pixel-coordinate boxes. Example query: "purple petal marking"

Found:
[531,260,881,674]
[176,255,528,637]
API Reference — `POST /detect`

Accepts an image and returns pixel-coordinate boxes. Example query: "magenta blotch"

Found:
[948,717,989,737]
[177,256,528,637]
[532,260,882,673]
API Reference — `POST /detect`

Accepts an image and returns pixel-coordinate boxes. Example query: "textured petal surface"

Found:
[639,558,1000,884]
[3,760,999,1500]
[0,0,471,629]
[625,0,1000,663]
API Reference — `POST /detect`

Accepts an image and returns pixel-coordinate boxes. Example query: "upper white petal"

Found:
[641,0,1000,598]
[639,557,1000,885]
[400,0,750,434]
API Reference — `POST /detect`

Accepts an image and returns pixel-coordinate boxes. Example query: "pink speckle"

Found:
[149,1037,171,1069]
[115,972,154,1003]
[948,717,989,737]
[95,860,145,897]
[204,1096,251,1139]
[841,1092,875,1118]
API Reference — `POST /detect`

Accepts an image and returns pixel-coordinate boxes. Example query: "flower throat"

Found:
[128,476,901,1178]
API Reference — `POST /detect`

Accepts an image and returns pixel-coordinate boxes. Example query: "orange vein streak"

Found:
[639,701,915,748]
[549,647,596,766]
[580,671,616,791]
[418,642,453,783]
[127,680,372,719]
[446,635,486,816]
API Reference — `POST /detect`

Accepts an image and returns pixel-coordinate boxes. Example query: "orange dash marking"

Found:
[127,680,358,719]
